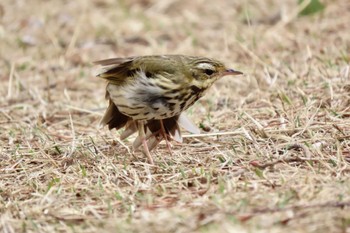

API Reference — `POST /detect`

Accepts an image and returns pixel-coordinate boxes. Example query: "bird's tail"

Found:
[100,101,200,151]
[100,100,130,130]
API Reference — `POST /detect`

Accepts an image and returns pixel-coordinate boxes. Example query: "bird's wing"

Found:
[95,57,136,85]
[95,56,181,85]
[94,57,135,66]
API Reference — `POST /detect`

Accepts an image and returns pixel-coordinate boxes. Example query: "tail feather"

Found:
[146,116,181,142]
[100,101,129,130]
[101,107,200,152]
[132,116,183,150]
[162,117,182,143]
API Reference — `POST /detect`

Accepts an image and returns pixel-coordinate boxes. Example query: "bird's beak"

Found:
[222,69,243,76]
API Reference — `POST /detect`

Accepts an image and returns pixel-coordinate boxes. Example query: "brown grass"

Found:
[1,0,350,232]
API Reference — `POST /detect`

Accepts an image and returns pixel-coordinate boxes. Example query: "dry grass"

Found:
[1,0,350,232]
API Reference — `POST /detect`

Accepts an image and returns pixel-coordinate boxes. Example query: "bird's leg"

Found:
[138,121,154,164]
[159,119,173,155]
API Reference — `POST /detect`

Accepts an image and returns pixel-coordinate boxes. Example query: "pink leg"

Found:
[138,122,154,164]
[159,119,173,155]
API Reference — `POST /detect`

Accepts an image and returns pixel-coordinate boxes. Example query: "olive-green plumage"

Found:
[95,55,242,164]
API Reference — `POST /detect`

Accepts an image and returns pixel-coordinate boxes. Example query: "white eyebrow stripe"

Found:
[196,63,215,70]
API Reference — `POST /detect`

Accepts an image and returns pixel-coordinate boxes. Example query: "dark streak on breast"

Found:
[190,85,204,95]
[193,94,202,102]
[167,88,182,94]
[180,101,187,111]
[127,112,141,116]
[145,71,153,78]
[168,102,176,111]
[117,104,144,110]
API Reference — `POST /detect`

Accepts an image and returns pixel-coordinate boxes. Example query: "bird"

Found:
[95,55,242,164]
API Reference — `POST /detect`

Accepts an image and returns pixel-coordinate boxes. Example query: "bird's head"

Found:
[184,56,243,89]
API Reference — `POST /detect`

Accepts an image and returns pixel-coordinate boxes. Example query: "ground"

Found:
[1,0,350,232]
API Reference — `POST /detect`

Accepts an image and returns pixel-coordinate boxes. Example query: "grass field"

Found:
[1,0,350,232]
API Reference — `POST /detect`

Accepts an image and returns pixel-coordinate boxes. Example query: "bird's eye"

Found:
[204,69,214,75]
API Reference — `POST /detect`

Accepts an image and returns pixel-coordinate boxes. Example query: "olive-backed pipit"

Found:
[95,55,242,164]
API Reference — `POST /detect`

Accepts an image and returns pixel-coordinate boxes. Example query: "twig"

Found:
[7,62,15,99]
[182,122,350,138]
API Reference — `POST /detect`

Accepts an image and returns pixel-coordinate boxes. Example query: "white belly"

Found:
[107,72,184,120]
